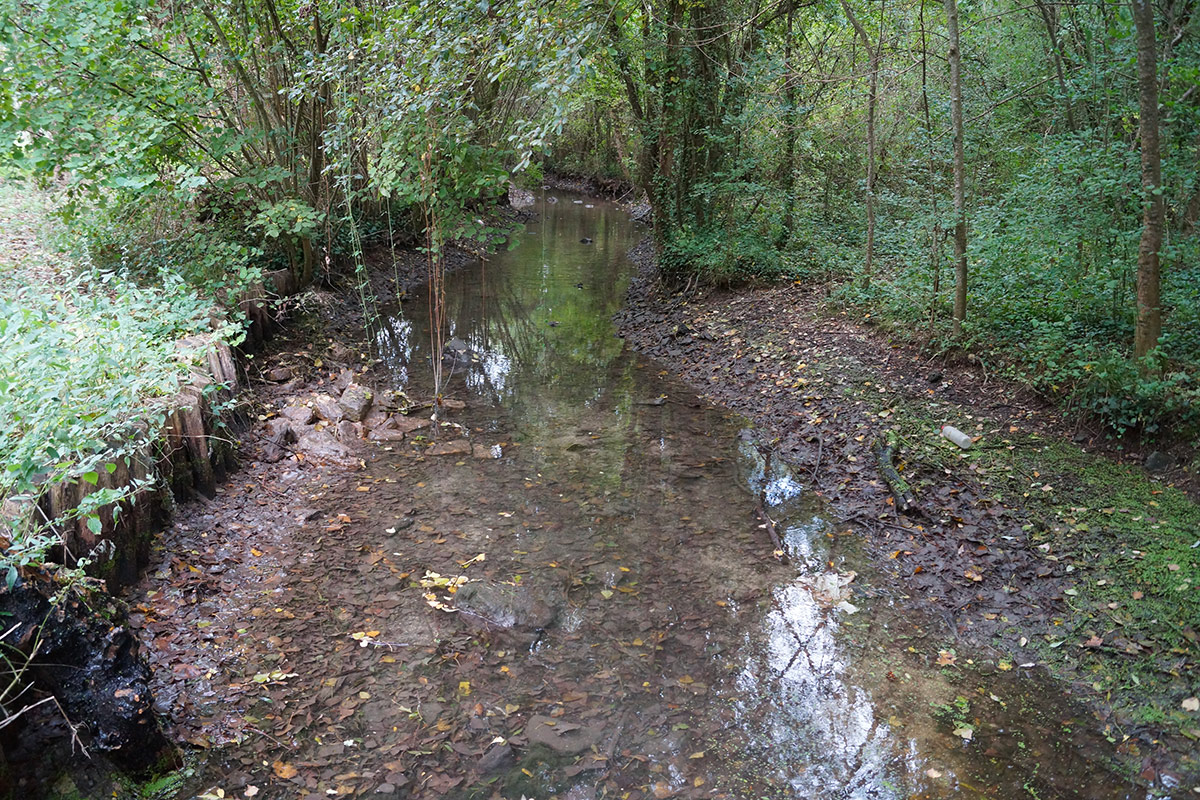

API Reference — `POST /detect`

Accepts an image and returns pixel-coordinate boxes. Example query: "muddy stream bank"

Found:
[94,194,1152,800]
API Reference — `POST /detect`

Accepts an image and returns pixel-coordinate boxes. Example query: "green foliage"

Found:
[0,185,238,574]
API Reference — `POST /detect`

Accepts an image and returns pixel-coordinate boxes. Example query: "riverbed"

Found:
[126,192,1140,799]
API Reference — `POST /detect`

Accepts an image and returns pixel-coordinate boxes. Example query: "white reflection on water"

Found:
[735,432,922,799]
[738,576,904,798]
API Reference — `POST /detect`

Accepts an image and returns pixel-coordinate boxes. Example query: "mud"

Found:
[8,192,1160,799]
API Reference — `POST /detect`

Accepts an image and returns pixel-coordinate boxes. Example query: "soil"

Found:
[13,197,1195,798]
[614,239,1200,789]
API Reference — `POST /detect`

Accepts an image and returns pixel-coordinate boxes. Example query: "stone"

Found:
[296,430,358,467]
[473,444,500,459]
[338,383,373,422]
[334,368,356,392]
[312,393,344,423]
[262,419,296,463]
[390,414,432,434]
[336,420,362,443]
[525,715,601,755]
[280,405,317,425]
[476,743,514,774]
[363,406,392,430]
[453,581,556,631]
[440,398,466,411]
[265,367,293,382]
[368,428,408,442]
[427,439,472,456]
[264,418,293,438]
[1145,450,1172,473]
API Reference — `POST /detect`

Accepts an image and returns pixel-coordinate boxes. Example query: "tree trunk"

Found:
[841,0,880,288]
[1034,0,1077,132]
[944,0,968,336]
[779,9,797,247]
[1132,0,1163,360]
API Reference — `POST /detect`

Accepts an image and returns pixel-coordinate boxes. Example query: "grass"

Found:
[881,398,1200,747]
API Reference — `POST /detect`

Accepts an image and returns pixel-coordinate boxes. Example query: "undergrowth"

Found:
[0,182,241,576]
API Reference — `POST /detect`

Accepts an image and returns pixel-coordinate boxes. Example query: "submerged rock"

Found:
[525,715,601,754]
[453,581,557,633]
[427,439,472,456]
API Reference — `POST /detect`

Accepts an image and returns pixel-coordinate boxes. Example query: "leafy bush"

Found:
[0,185,240,574]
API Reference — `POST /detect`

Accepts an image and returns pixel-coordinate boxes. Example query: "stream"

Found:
[141,193,1140,799]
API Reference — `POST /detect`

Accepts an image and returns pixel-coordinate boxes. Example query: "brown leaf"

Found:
[272,761,298,780]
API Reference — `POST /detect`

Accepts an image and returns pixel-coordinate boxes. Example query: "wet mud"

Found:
[120,193,1152,800]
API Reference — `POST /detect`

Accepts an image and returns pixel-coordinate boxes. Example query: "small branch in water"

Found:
[246,725,295,751]
[756,495,787,562]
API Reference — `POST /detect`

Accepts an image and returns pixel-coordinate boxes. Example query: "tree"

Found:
[1131,0,1163,360]
[840,0,882,288]
[944,0,967,337]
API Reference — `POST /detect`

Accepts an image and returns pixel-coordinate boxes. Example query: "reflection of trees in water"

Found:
[371,197,666,490]
[732,578,914,798]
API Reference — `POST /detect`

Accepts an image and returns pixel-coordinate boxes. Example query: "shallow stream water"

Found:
[143,193,1142,800]
[348,193,1137,799]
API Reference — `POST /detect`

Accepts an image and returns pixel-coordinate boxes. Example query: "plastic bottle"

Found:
[941,425,973,449]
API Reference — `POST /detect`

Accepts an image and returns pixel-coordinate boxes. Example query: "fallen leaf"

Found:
[1183,697,1200,712]
[272,761,298,780]
[953,725,974,741]
[926,768,943,778]
[1083,636,1104,648]
[936,650,957,667]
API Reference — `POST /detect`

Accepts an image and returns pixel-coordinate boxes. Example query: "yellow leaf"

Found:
[272,761,298,779]
[458,681,471,696]
[688,751,705,759]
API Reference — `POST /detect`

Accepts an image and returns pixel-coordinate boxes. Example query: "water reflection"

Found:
[363,197,1136,800]
[373,191,633,436]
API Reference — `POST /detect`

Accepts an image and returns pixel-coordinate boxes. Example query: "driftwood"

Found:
[872,430,918,514]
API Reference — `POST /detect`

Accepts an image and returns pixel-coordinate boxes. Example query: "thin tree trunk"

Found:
[1132,0,1163,360]
[944,0,968,336]
[780,8,797,247]
[919,0,942,325]
[841,0,879,288]
[1034,0,1077,131]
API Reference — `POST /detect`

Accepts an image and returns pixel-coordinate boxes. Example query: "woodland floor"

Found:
[614,240,1200,791]
[18,216,1198,799]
